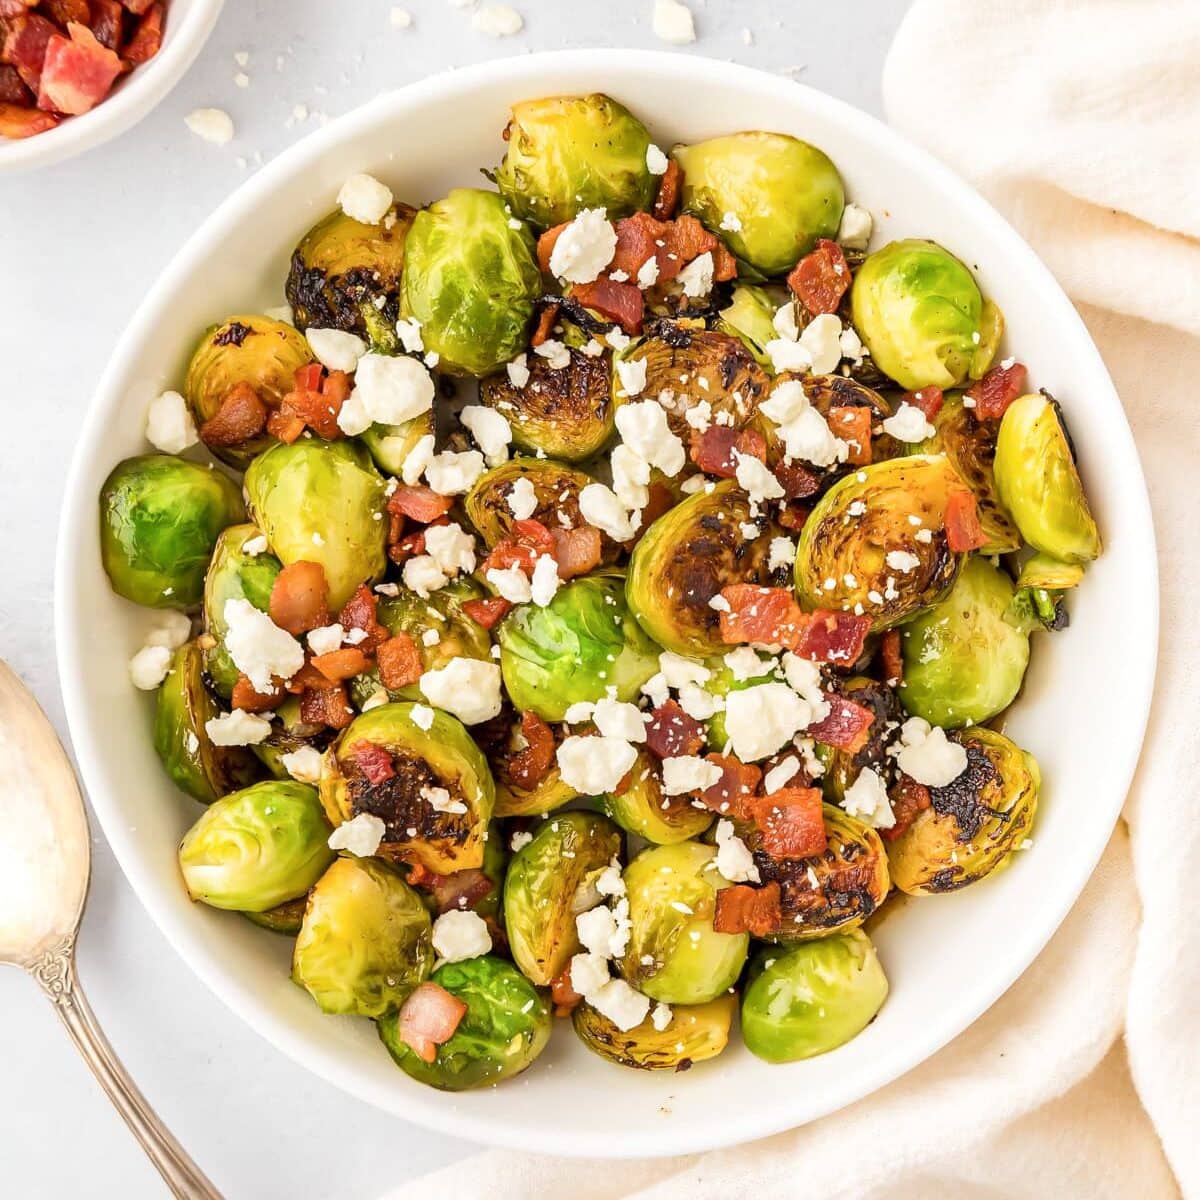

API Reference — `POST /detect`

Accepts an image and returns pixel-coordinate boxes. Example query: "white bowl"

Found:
[0,0,223,174]
[55,50,1157,1158]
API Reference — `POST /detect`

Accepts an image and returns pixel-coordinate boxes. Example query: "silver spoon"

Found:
[0,659,222,1199]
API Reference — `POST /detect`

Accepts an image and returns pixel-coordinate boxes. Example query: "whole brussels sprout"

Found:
[464,458,600,550]
[497,574,661,723]
[503,810,623,986]
[900,556,1030,728]
[400,188,541,377]
[994,392,1101,564]
[887,727,1039,895]
[573,993,736,1071]
[243,439,387,611]
[814,676,902,804]
[850,240,990,391]
[243,893,309,935]
[675,132,845,275]
[493,93,656,230]
[741,930,888,1062]
[292,855,433,1017]
[378,956,552,1090]
[619,842,748,1005]
[719,284,785,366]
[604,751,713,845]
[178,780,334,911]
[359,411,435,478]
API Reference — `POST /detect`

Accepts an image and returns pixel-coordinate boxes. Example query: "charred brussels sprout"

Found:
[359,411,435,478]
[620,842,748,1005]
[816,676,902,804]
[464,458,598,549]
[887,728,1039,895]
[573,993,735,1071]
[400,188,541,377]
[994,392,1101,564]
[292,856,433,1017]
[503,811,623,986]
[243,439,387,610]
[604,751,713,845]
[741,931,888,1062]
[178,781,334,911]
[100,455,245,609]
[494,93,656,230]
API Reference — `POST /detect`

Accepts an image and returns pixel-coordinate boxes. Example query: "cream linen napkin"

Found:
[385,3,1198,1194]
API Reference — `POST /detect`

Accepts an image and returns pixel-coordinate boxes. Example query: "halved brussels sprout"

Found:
[815,676,902,804]
[243,438,387,611]
[604,750,713,845]
[464,458,598,549]
[619,842,748,1005]
[292,855,433,1017]
[100,455,245,609]
[178,780,334,911]
[503,810,623,986]
[494,765,579,818]
[900,556,1030,728]
[1015,552,1085,593]
[359,411,435,478]
[243,893,309,935]
[320,703,494,875]
[153,640,264,803]
[675,132,845,275]
[378,956,552,1090]
[994,392,1101,564]
[794,455,965,632]
[741,930,888,1062]
[573,993,736,1071]
[886,727,1039,895]
[718,284,783,365]
[400,188,541,377]
[493,93,656,230]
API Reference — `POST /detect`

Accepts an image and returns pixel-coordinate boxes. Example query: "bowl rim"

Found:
[54,48,1159,1158]
[0,0,225,175]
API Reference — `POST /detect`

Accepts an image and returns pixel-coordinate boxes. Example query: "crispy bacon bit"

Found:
[536,222,567,275]
[793,609,871,666]
[424,868,495,915]
[0,100,56,135]
[965,361,1027,421]
[349,740,396,785]
[689,425,767,478]
[198,382,267,448]
[945,487,987,552]
[652,158,682,220]
[481,518,555,576]
[284,661,334,696]
[807,694,875,753]
[37,23,122,116]
[609,210,729,288]
[88,0,123,50]
[388,527,427,566]
[376,632,423,690]
[828,406,873,466]
[338,584,389,653]
[396,982,468,1063]
[882,773,931,842]
[778,501,812,531]
[299,683,354,730]
[231,674,284,713]
[550,964,583,1017]
[570,277,644,335]
[122,2,164,64]
[0,65,32,105]
[713,881,781,936]
[644,699,706,760]
[774,463,821,503]
[121,0,159,16]
[265,409,307,444]
[463,596,512,630]
[387,484,454,525]
[749,787,827,859]
[292,362,324,392]
[275,367,350,442]
[610,211,665,278]
[4,14,57,91]
[901,386,944,422]
[549,525,602,580]
[710,242,739,282]
[787,239,851,315]
[508,711,556,791]
[43,0,88,27]
[311,647,371,684]
[698,753,762,821]
[530,303,559,348]
[269,561,330,636]
[660,214,715,281]
[718,584,806,650]
[879,629,903,685]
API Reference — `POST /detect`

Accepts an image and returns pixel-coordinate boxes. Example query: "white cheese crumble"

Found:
[658,651,710,689]
[677,682,720,721]
[281,745,324,784]
[529,553,561,607]
[891,717,968,787]
[143,611,192,650]
[592,699,648,743]
[421,784,467,815]
[677,251,714,299]
[781,653,829,714]
[724,646,770,682]
[506,352,531,388]
[222,598,304,693]
[460,404,512,466]
[715,819,761,883]
[510,830,534,852]
[549,208,617,284]
[651,1002,673,1032]
[579,482,638,542]
[569,951,612,997]
[343,353,434,432]
[773,301,800,342]
[763,756,801,794]
[661,755,723,796]
[424,449,485,496]
[185,108,234,145]
[205,708,273,747]
[652,0,696,45]
[337,173,394,225]
[556,735,638,795]
[307,623,346,656]
[719,211,743,233]
[611,444,651,511]
[615,400,685,476]
[841,767,895,829]
[533,339,571,371]
[423,522,477,579]
[886,549,921,574]
[590,977,651,1032]
[470,4,523,36]
[733,450,785,502]
[403,554,450,598]
[410,703,435,731]
[431,909,493,962]
[576,903,629,959]
[400,434,436,487]
[768,536,796,572]
[486,565,533,604]
[615,356,648,398]
[636,255,660,289]
[882,402,936,443]
[758,380,848,468]
[506,476,538,520]
[129,645,172,690]
[645,143,669,175]
[419,659,503,724]
[800,313,845,375]
[241,534,268,557]
[145,390,197,454]
[723,682,815,761]
[327,812,387,856]
[837,203,874,251]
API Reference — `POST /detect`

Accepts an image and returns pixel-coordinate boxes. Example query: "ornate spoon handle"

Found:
[31,939,223,1200]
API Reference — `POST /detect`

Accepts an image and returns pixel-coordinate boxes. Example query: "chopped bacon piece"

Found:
[644,699,706,760]
[396,982,468,1063]
[749,787,827,859]
[120,0,158,14]
[37,23,122,115]
[0,0,37,16]
[88,0,123,49]
[269,561,330,635]
[376,632,422,690]
[387,484,454,525]
[0,100,55,135]
[718,584,806,650]
[507,711,556,790]
[807,694,875,753]
[277,379,346,441]
[901,386,944,422]
[299,683,354,730]
[481,518,555,576]
[879,629,903,685]
[689,425,767,478]
[4,14,57,91]
[0,65,32,105]
[570,277,644,335]
[945,487,987,552]
[550,964,583,1017]
[610,211,667,278]
[265,409,307,444]
[536,222,567,275]
[388,527,427,566]
[231,674,284,713]
[550,524,601,580]
[710,243,738,282]
[338,584,389,653]
[787,239,851,315]
[792,609,871,665]
[659,214,714,281]
[349,740,396,785]
[311,646,371,684]
[530,303,559,348]
[198,382,267,448]
[828,406,873,465]
[122,0,163,61]
[778,501,812,532]
[774,462,821,501]
[463,596,512,630]
[698,753,762,820]
[713,881,781,937]
[44,0,89,27]
[284,661,334,696]
[292,362,324,392]
[965,361,1027,421]
[652,158,682,220]
[882,773,931,842]
[425,867,495,915]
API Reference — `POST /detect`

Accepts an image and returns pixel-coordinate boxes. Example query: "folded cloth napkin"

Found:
[387,3,1198,1194]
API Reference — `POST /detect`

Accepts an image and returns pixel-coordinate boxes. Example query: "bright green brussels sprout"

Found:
[718,284,784,366]
[494,93,656,230]
[100,455,244,609]
[464,458,600,549]
[900,556,1030,728]
[359,411,435,478]
[604,750,713,845]
[153,640,264,803]
[994,392,1101,564]
[320,703,494,875]
[244,893,309,935]
[178,780,334,912]
[675,132,845,275]
[1016,551,1085,593]
[887,727,1039,895]
[292,855,433,1017]
[971,300,1005,381]
[619,842,748,1005]
[850,240,989,391]
[794,455,966,632]
[378,956,552,1090]
[814,676,902,804]
[497,574,661,723]
[503,810,623,986]
[243,438,387,611]
[741,930,888,1062]
[573,993,736,1071]
[400,188,541,377]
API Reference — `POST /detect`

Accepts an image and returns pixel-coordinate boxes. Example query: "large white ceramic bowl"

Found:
[55,50,1157,1158]
[0,0,223,174]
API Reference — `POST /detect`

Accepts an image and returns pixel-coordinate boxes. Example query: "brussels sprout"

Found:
[378,956,552,1090]
[1015,552,1085,593]
[497,574,661,723]
[900,556,1030,728]
[284,203,416,336]
[604,751,713,845]
[850,240,992,391]
[292,855,433,1016]
[243,439,387,611]
[464,458,599,549]
[886,728,1038,895]
[718,284,785,365]
[359,411,435,478]
[628,480,776,657]
[970,300,1005,381]
[815,676,902,804]
[741,930,888,1062]
[494,93,656,230]
[250,696,328,780]
[794,455,966,632]
[503,811,622,986]
[675,132,845,275]
[573,993,736,1071]
[619,842,748,1005]
[400,188,541,377]
[494,766,579,818]
[244,894,309,935]
[178,780,334,911]
[994,392,1101,564]
[153,640,264,803]
[100,455,245,609]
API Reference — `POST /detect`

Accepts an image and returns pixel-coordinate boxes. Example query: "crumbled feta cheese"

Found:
[611,444,651,511]
[837,203,874,251]
[615,356,648,398]
[766,337,813,374]
[420,783,466,814]
[645,143,669,175]
[424,449,485,496]
[841,767,895,829]
[651,1002,673,1032]
[529,553,561,606]
[724,646,769,681]
[337,173,394,225]
[185,108,234,145]
[401,434,436,487]
[403,555,449,598]
[460,405,512,466]
[562,701,596,724]
[143,611,192,650]
[763,756,801,794]
[422,629,441,647]
[592,699,647,742]
[708,593,731,612]
[715,819,761,882]
[470,4,523,36]
[205,708,273,746]
[549,208,616,283]
[640,672,670,709]
[579,482,638,541]
[506,476,538,520]
[431,909,492,962]
[533,339,571,370]
[410,703,435,731]
[327,812,386,856]
[419,659,503,724]
[361,687,389,712]
[576,904,626,958]
[510,829,534,852]
[839,325,865,363]
[732,450,784,503]
[307,623,346,656]
[506,353,530,388]
[636,255,660,289]
[677,251,714,299]
[607,328,631,351]
[886,549,921,574]
[781,653,829,714]
[759,380,848,468]
[394,316,423,354]
[773,301,800,342]
[719,211,743,233]
[723,682,815,761]
[596,862,626,898]
[658,652,710,689]
[281,745,324,784]
[799,313,844,375]
[423,522,477,577]
[145,390,198,454]
[892,717,968,787]
[676,682,720,721]
[348,353,435,428]
[486,565,534,604]
[768,536,796,572]
[615,400,685,476]
[592,977,651,1031]
[684,399,712,433]
[569,951,612,997]
[556,735,638,795]
[129,645,172,690]
[240,534,268,558]
[652,0,696,44]
[882,402,936,443]
[661,755,723,796]
[222,598,304,692]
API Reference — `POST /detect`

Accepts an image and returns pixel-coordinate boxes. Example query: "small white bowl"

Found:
[0,0,223,174]
[55,50,1157,1158]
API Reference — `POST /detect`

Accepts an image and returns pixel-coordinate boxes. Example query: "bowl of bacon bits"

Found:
[0,0,223,171]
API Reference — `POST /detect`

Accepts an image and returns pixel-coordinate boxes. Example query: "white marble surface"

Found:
[0,2,907,1196]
